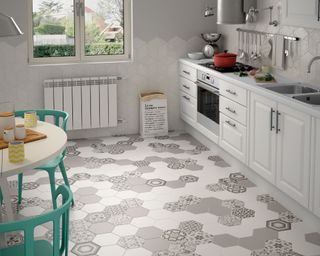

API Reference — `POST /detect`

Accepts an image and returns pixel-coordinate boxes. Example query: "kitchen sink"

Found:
[292,94,320,105]
[264,84,319,94]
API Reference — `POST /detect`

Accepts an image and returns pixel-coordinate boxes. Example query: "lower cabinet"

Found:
[312,119,320,217]
[276,103,311,208]
[249,93,311,207]
[180,91,197,125]
[249,93,277,183]
[220,113,247,163]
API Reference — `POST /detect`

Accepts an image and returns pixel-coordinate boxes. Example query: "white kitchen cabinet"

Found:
[220,113,247,163]
[249,93,311,207]
[282,0,320,29]
[249,93,277,183]
[312,119,320,217]
[276,104,311,207]
[180,91,197,124]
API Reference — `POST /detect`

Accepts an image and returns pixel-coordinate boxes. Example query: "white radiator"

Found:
[44,76,118,130]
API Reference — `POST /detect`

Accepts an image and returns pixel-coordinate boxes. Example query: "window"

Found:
[28,0,132,64]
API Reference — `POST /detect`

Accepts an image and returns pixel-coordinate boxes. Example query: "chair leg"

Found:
[18,173,23,205]
[59,161,74,207]
[46,169,57,209]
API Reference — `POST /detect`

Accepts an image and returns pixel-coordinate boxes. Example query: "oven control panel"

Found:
[197,70,218,88]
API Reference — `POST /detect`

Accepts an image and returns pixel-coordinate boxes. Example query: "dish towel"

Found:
[272,35,285,70]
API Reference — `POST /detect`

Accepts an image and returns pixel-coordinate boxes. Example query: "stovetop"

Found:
[200,62,255,73]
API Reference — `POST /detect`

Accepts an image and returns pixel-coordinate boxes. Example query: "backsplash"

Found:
[217,0,320,86]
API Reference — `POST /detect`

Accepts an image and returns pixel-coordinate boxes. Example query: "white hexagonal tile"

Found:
[113,225,138,236]
[123,248,152,256]
[93,233,120,246]
[131,217,155,228]
[82,203,105,213]
[98,245,125,256]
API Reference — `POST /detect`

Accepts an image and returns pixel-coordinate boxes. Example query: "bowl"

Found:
[187,52,205,60]
[201,33,222,43]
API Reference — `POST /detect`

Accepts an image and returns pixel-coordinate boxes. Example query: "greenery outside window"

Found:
[28,0,132,64]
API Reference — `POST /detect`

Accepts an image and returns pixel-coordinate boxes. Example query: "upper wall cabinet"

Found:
[282,0,320,28]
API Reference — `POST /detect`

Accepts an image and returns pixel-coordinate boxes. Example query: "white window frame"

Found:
[28,0,132,65]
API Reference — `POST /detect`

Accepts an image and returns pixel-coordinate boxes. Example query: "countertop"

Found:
[180,58,320,119]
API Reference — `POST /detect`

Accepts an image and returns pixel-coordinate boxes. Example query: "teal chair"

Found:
[15,110,73,209]
[0,185,72,256]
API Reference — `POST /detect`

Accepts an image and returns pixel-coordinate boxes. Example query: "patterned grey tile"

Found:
[231,207,255,219]
[71,242,100,256]
[85,212,110,224]
[179,175,199,183]
[217,215,242,226]
[279,211,302,224]
[118,235,145,249]
[70,230,95,243]
[111,183,132,192]
[108,214,132,225]
[146,179,167,187]
[186,231,215,245]
[120,198,144,209]
[105,205,128,216]
[136,226,163,240]
[264,239,292,254]
[179,220,203,233]
[6,233,24,247]
[162,229,187,242]
[266,219,291,232]
[22,182,39,190]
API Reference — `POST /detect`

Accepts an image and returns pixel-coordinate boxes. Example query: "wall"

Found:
[217,0,320,86]
[0,0,217,138]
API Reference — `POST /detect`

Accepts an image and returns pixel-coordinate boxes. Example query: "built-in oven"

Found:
[197,70,220,136]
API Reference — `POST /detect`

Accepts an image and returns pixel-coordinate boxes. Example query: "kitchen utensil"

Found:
[201,33,221,43]
[214,50,237,68]
[239,31,245,60]
[203,45,215,58]
[237,31,241,55]
[272,35,285,70]
[260,36,272,58]
[188,52,205,60]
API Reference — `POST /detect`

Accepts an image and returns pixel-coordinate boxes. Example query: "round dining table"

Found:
[0,118,67,222]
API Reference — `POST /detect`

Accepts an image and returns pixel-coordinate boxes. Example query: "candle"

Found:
[0,112,15,139]
[8,141,25,163]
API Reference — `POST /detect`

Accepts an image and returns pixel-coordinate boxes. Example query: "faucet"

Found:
[307,56,320,73]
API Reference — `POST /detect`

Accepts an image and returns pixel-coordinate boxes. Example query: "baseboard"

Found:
[185,123,320,233]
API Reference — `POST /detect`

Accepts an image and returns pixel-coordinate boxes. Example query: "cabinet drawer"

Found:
[219,113,247,163]
[180,91,197,122]
[220,80,247,106]
[180,64,197,82]
[180,77,197,98]
[220,96,247,126]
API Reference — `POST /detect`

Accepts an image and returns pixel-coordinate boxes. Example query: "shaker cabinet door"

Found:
[276,104,311,208]
[282,0,320,28]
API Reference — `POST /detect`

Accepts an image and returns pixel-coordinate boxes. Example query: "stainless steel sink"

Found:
[292,94,320,105]
[265,84,319,94]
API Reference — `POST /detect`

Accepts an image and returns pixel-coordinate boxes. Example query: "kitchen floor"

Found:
[5,133,320,256]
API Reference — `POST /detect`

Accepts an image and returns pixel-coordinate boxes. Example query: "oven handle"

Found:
[196,81,220,95]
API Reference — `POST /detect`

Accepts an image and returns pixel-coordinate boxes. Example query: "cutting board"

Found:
[0,129,47,149]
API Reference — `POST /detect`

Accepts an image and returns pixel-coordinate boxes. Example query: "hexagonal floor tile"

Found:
[71,242,100,256]
[266,219,291,232]
[113,224,138,236]
[93,233,120,246]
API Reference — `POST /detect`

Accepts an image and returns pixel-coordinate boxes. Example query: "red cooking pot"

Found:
[214,50,237,68]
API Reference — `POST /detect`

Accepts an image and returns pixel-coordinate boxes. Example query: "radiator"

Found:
[44,76,118,130]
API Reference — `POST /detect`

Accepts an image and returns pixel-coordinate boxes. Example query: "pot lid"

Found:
[215,50,237,57]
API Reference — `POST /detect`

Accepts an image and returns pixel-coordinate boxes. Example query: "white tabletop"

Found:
[0,118,67,178]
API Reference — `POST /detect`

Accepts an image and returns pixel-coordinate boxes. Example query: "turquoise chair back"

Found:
[0,185,72,256]
[15,109,69,132]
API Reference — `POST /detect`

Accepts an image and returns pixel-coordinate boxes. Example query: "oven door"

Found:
[197,80,220,135]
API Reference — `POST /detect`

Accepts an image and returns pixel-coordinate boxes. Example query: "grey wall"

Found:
[217,0,320,86]
[0,0,217,138]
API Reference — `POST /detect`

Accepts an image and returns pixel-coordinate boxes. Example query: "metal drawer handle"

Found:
[276,111,281,134]
[270,108,275,131]
[318,0,320,21]
[226,107,236,114]
[226,120,236,128]
[226,89,237,96]
[183,85,190,90]
[183,70,191,75]
[183,95,190,101]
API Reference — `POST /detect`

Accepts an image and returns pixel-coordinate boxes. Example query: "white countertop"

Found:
[180,58,320,119]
